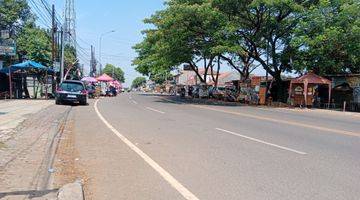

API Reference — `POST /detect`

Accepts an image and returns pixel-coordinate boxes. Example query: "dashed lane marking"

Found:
[216,128,307,155]
[191,104,360,138]
[146,107,165,114]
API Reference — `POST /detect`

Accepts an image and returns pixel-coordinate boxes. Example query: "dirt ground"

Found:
[52,109,89,196]
[0,102,88,200]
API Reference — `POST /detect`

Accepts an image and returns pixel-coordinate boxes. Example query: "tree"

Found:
[133,0,225,85]
[292,0,360,75]
[132,77,147,88]
[103,63,125,82]
[212,0,315,101]
[16,24,52,66]
[0,0,33,32]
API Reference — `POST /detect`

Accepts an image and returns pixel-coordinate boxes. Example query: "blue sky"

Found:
[49,0,165,87]
[33,0,270,86]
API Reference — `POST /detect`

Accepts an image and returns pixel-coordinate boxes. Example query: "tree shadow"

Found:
[154,95,244,107]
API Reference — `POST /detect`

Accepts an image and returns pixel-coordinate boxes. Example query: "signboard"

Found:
[1,30,10,39]
[54,62,61,72]
[0,39,16,56]
[294,86,303,95]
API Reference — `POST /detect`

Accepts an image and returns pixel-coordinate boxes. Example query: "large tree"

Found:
[134,0,225,85]
[16,24,52,66]
[103,63,125,82]
[0,0,33,32]
[213,0,315,101]
[292,0,360,75]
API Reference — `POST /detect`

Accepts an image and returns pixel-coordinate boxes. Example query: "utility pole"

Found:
[51,4,57,94]
[60,26,65,83]
[90,45,97,77]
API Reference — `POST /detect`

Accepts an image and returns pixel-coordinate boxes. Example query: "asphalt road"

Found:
[73,93,360,200]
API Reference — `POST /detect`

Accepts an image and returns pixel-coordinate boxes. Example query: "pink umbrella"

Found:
[81,76,98,83]
[96,73,114,82]
[110,80,122,89]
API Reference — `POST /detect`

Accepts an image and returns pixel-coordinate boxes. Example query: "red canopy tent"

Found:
[289,72,332,106]
[96,73,114,82]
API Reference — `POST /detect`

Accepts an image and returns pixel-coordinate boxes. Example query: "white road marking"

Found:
[216,128,307,155]
[146,107,165,114]
[131,100,138,105]
[94,100,198,200]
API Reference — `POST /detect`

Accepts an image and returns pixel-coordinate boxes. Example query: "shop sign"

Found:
[294,86,303,95]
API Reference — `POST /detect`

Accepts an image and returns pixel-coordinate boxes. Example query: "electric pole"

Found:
[51,4,57,94]
[90,45,97,77]
[60,26,65,83]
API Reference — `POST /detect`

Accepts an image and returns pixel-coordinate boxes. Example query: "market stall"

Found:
[0,60,54,99]
[289,72,332,107]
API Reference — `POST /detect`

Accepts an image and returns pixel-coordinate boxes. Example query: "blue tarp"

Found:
[0,61,54,75]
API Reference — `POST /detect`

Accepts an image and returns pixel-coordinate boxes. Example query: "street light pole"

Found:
[99,30,115,75]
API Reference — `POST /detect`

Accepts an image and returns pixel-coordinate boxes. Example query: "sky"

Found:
[32,0,270,87]
[48,0,166,87]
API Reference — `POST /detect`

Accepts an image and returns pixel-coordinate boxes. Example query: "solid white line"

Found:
[146,107,165,114]
[216,128,307,155]
[94,100,199,200]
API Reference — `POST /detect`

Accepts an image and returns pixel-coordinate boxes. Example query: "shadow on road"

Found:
[0,189,58,199]
[139,93,244,107]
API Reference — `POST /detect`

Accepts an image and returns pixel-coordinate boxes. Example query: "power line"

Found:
[28,0,52,28]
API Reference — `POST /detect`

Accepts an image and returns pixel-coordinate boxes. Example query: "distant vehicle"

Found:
[86,85,96,99]
[55,80,87,105]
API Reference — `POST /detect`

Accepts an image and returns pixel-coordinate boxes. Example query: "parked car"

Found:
[55,80,87,105]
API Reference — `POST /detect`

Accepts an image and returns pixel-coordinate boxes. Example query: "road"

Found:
[71,93,360,200]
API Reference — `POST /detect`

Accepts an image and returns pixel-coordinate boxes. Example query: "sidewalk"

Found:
[0,100,73,200]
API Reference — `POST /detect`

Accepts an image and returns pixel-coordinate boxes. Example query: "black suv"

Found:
[55,80,87,105]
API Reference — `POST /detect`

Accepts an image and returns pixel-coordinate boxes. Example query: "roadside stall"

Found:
[289,72,332,107]
[96,73,114,96]
[0,60,54,99]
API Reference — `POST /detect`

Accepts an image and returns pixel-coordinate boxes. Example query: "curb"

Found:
[57,180,84,200]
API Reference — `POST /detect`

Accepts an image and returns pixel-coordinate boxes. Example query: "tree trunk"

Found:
[274,73,287,103]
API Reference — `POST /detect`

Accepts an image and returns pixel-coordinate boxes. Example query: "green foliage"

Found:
[134,0,360,101]
[16,24,51,66]
[103,63,125,82]
[64,45,77,68]
[292,0,360,75]
[131,77,147,88]
[133,0,225,83]
[0,0,33,31]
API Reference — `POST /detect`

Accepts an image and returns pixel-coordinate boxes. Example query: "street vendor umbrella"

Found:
[0,60,53,75]
[96,73,114,82]
[81,76,98,83]
[110,80,122,89]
